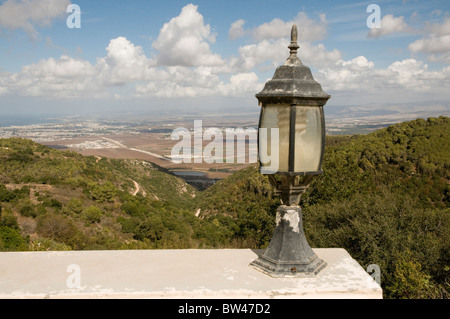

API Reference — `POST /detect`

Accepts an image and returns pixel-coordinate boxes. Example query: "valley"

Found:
[2,108,447,189]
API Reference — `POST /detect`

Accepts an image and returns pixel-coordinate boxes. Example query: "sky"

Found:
[0,0,449,119]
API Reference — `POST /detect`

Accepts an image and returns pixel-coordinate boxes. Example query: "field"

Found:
[42,132,253,189]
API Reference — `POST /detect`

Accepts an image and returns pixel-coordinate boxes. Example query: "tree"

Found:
[82,206,103,224]
[64,198,83,215]
[35,214,84,249]
[387,251,440,299]
[90,181,117,203]
[0,226,28,251]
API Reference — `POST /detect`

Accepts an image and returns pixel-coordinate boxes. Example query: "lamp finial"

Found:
[286,25,301,65]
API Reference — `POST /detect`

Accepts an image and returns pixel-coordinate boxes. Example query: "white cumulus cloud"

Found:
[5,3,448,107]
[316,55,450,106]
[251,12,328,42]
[0,6,344,100]
[217,72,262,96]
[6,55,98,98]
[408,17,450,63]
[229,19,246,40]
[96,37,160,86]
[368,14,412,38]
[152,4,224,67]
[227,12,340,72]
[0,0,71,39]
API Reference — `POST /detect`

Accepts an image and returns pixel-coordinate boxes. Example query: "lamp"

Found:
[250,25,330,277]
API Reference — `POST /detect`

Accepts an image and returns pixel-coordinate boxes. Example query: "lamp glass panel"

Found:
[259,105,290,173]
[294,106,323,172]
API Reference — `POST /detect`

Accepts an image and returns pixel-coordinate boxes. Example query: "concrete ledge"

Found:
[0,248,382,299]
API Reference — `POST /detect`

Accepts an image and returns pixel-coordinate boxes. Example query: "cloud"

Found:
[5,3,448,107]
[134,66,264,98]
[5,55,98,98]
[228,38,340,73]
[1,33,262,99]
[430,9,442,17]
[409,35,450,56]
[217,72,261,96]
[229,19,246,40]
[227,12,340,72]
[368,14,412,38]
[138,7,337,96]
[96,37,159,86]
[152,4,224,67]
[3,36,165,98]
[251,12,328,42]
[0,6,342,100]
[0,0,71,39]
[135,66,223,98]
[316,56,450,105]
[135,9,339,97]
[0,85,9,96]
[428,16,450,36]
[297,42,342,69]
[408,17,450,63]
[230,39,288,71]
[317,56,376,91]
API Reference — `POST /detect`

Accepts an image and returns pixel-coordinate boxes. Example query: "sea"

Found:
[0,115,63,127]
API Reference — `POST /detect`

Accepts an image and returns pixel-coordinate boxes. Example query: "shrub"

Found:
[90,182,117,203]
[0,226,28,251]
[0,186,16,202]
[19,203,37,218]
[82,206,102,224]
[386,251,440,299]
[28,238,71,251]
[0,208,19,229]
[117,216,140,233]
[42,198,63,209]
[303,189,449,299]
[63,198,83,215]
[36,214,79,246]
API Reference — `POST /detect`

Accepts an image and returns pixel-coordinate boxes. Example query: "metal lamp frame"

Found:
[250,24,330,277]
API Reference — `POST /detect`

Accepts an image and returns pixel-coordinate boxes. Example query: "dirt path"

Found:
[131,180,140,196]
[102,137,170,161]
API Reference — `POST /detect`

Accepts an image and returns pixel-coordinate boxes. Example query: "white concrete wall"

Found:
[0,248,382,299]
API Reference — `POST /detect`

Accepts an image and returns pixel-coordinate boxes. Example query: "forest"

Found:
[0,116,448,299]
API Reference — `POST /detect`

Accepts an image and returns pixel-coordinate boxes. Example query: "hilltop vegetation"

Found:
[302,116,449,299]
[0,139,203,250]
[0,116,448,299]
[194,116,449,299]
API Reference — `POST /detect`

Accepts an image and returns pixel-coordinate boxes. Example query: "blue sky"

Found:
[0,0,449,118]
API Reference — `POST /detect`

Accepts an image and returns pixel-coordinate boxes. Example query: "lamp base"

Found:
[250,205,326,277]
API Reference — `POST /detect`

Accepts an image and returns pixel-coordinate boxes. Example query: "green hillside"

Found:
[0,138,207,250]
[303,116,449,299]
[196,116,450,298]
[0,116,449,299]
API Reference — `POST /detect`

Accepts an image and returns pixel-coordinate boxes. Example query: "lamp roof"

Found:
[256,25,330,106]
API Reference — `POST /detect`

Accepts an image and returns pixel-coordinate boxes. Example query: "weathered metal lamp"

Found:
[250,25,330,277]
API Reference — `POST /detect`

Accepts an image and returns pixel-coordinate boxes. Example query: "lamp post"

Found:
[250,25,330,277]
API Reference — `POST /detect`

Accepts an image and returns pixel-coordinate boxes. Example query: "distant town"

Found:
[1,106,447,142]
[0,107,447,189]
